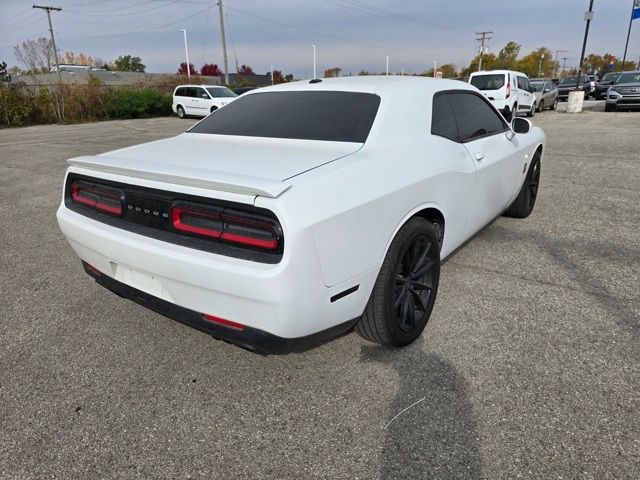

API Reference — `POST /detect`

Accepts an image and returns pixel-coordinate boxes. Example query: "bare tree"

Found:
[62,51,95,66]
[14,37,57,73]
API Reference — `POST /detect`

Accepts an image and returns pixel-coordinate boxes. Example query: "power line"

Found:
[57,7,209,38]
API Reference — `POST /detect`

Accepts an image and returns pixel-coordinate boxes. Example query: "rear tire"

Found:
[504,150,541,219]
[550,98,558,110]
[605,103,615,112]
[537,100,544,112]
[356,218,440,347]
[177,105,186,118]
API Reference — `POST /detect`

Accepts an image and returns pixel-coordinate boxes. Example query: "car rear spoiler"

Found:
[67,156,291,198]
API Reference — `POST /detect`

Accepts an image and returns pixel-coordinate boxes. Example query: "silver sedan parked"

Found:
[531,80,559,112]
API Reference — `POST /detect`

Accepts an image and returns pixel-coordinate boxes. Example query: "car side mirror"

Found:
[201,93,209,99]
[543,87,551,93]
[511,117,532,135]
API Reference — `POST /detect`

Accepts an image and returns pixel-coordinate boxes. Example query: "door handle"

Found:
[475,152,485,161]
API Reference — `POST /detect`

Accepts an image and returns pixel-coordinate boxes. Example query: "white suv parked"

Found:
[172,85,237,118]
[469,70,536,120]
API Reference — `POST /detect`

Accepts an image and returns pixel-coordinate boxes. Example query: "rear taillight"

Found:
[71,180,123,216]
[171,202,280,251]
[506,82,511,99]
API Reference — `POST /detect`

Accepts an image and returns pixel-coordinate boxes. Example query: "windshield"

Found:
[470,74,505,90]
[531,82,545,92]
[206,87,237,98]
[601,73,618,83]
[615,72,640,84]
[189,91,381,143]
[560,76,580,85]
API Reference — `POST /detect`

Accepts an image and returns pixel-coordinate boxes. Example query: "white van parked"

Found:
[469,70,536,120]
[172,85,237,118]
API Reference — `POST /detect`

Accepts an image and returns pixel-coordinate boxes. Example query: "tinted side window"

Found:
[448,92,507,142]
[186,87,197,98]
[517,76,528,90]
[197,88,209,98]
[175,87,185,97]
[431,93,459,142]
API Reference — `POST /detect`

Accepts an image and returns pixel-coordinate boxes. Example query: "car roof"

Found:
[175,84,226,89]
[470,70,528,76]
[242,75,476,97]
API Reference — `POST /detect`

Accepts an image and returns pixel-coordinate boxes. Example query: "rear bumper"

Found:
[57,198,374,343]
[85,261,358,354]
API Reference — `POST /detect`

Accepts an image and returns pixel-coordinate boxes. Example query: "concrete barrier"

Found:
[566,90,584,113]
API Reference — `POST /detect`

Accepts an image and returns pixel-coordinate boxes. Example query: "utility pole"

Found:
[561,57,568,75]
[576,0,595,90]
[475,31,493,71]
[621,0,639,72]
[553,49,568,78]
[33,5,62,84]
[217,0,230,85]
[385,56,389,75]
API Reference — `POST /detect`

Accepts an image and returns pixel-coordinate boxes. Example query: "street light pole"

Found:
[386,56,389,75]
[180,29,190,80]
[621,0,639,71]
[538,54,545,78]
[576,0,595,90]
[312,45,316,79]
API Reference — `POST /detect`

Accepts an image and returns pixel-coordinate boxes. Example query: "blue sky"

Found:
[2,0,639,76]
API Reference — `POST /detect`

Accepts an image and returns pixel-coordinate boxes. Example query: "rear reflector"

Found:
[82,261,103,277]
[172,202,280,251]
[71,180,123,216]
[202,313,246,331]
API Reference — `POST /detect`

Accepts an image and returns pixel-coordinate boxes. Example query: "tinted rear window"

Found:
[470,74,505,90]
[189,91,380,142]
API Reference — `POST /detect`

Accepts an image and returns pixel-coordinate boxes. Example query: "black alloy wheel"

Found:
[503,151,542,218]
[356,218,440,347]
[393,235,438,334]
[528,156,541,211]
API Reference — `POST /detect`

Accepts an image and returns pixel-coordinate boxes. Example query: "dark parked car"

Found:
[594,72,620,100]
[233,87,257,95]
[605,71,640,111]
[557,75,591,101]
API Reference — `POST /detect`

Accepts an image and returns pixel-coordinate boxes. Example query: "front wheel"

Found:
[356,218,440,347]
[605,103,615,112]
[503,151,541,218]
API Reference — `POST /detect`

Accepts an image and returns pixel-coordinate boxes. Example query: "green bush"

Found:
[0,84,173,128]
[105,88,172,119]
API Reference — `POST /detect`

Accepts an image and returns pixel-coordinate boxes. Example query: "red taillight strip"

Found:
[71,182,122,216]
[171,204,280,251]
[220,231,278,250]
[171,207,222,239]
[202,313,245,331]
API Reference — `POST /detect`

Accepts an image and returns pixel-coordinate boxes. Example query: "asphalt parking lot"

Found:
[1,105,638,479]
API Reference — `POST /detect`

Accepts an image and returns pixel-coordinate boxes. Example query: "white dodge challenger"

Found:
[57,77,545,354]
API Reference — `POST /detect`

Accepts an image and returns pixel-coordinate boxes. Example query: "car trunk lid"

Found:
[68,133,362,198]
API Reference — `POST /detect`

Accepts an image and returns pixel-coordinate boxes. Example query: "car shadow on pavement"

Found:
[360,345,481,480]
